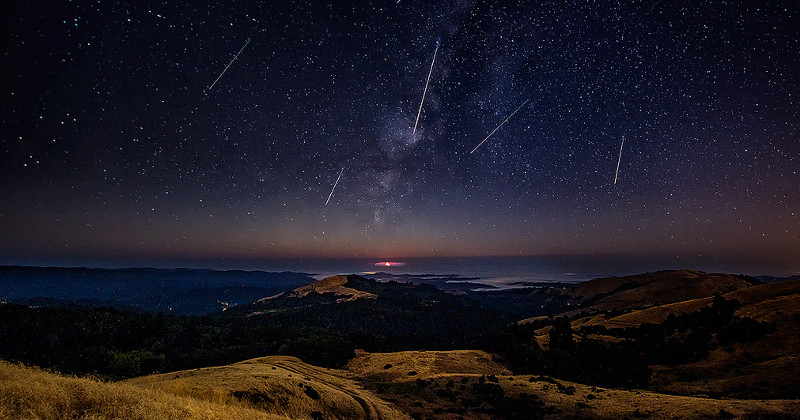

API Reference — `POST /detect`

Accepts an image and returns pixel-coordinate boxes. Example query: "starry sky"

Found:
[1,1,798,268]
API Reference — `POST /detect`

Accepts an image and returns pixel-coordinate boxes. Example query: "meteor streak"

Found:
[614,135,625,185]
[469,99,529,154]
[412,42,439,135]
[208,38,251,91]
[325,167,345,206]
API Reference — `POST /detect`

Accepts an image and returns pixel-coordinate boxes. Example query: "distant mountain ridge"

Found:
[0,265,315,315]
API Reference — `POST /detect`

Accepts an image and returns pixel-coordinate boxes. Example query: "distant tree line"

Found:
[0,279,514,379]
[0,304,355,379]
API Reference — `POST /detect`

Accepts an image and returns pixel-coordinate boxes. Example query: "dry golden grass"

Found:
[0,361,283,420]
[345,350,510,382]
[362,371,800,419]
[125,355,409,420]
[6,347,798,419]
[520,375,799,419]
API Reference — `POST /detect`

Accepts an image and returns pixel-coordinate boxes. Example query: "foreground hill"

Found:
[125,355,409,419]
[125,350,800,418]
[0,361,284,419]
[12,351,795,420]
[351,351,799,419]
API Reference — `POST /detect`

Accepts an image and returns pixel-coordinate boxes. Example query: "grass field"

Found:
[0,361,284,419]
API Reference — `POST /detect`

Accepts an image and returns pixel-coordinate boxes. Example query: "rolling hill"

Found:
[350,352,799,419]
[566,269,760,312]
[258,274,378,303]
[530,279,800,399]
[125,355,409,419]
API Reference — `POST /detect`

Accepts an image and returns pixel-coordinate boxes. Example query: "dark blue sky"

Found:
[1,1,798,269]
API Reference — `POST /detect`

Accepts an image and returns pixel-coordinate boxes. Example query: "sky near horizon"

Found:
[1,1,798,267]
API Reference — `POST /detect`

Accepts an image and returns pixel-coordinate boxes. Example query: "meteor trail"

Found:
[613,135,625,185]
[412,42,439,135]
[208,38,251,91]
[469,99,529,154]
[325,167,345,206]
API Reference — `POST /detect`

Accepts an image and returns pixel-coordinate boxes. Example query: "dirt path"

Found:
[274,360,385,420]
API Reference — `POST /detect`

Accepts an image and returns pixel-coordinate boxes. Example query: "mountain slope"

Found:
[649,280,800,398]
[539,279,800,399]
[568,269,759,311]
[125,356,410,420]
[259,274,377,303]
[344,351,799,419]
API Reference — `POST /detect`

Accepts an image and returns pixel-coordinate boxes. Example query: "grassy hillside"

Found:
[0,361,284,419]
[345,351,799,419]
[650,281,800,398]
[259,274,377,303]
[567,269,759,312]
[368,371,800,419]
[532,280,800,398]
[4,351,797,420]
[346,350,511,382]
[125,356,409,420]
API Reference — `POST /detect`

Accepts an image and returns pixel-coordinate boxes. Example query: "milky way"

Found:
[1,1,798,269]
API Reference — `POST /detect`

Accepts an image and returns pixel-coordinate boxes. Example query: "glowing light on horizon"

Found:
[375,261,406,267]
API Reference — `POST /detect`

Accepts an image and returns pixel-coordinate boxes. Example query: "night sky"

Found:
[1,1,798,268]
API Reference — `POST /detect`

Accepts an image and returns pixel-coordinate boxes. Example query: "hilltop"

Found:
[125,356,409,419]
[259,274,377,303]
[565,269,760,312]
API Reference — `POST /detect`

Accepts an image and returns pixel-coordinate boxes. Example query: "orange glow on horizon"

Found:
[375,261,406,267]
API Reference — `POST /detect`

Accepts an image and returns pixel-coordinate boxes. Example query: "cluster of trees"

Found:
[483,318,651,387]
[0,304,355,379]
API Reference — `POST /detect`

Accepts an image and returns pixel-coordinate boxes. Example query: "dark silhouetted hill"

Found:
[0,266,315,315]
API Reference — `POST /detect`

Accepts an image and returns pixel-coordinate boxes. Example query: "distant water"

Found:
[5,254,795,289]
[164,255,798,288]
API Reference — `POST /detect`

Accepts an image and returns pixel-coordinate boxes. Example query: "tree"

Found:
[549,317,575,350]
